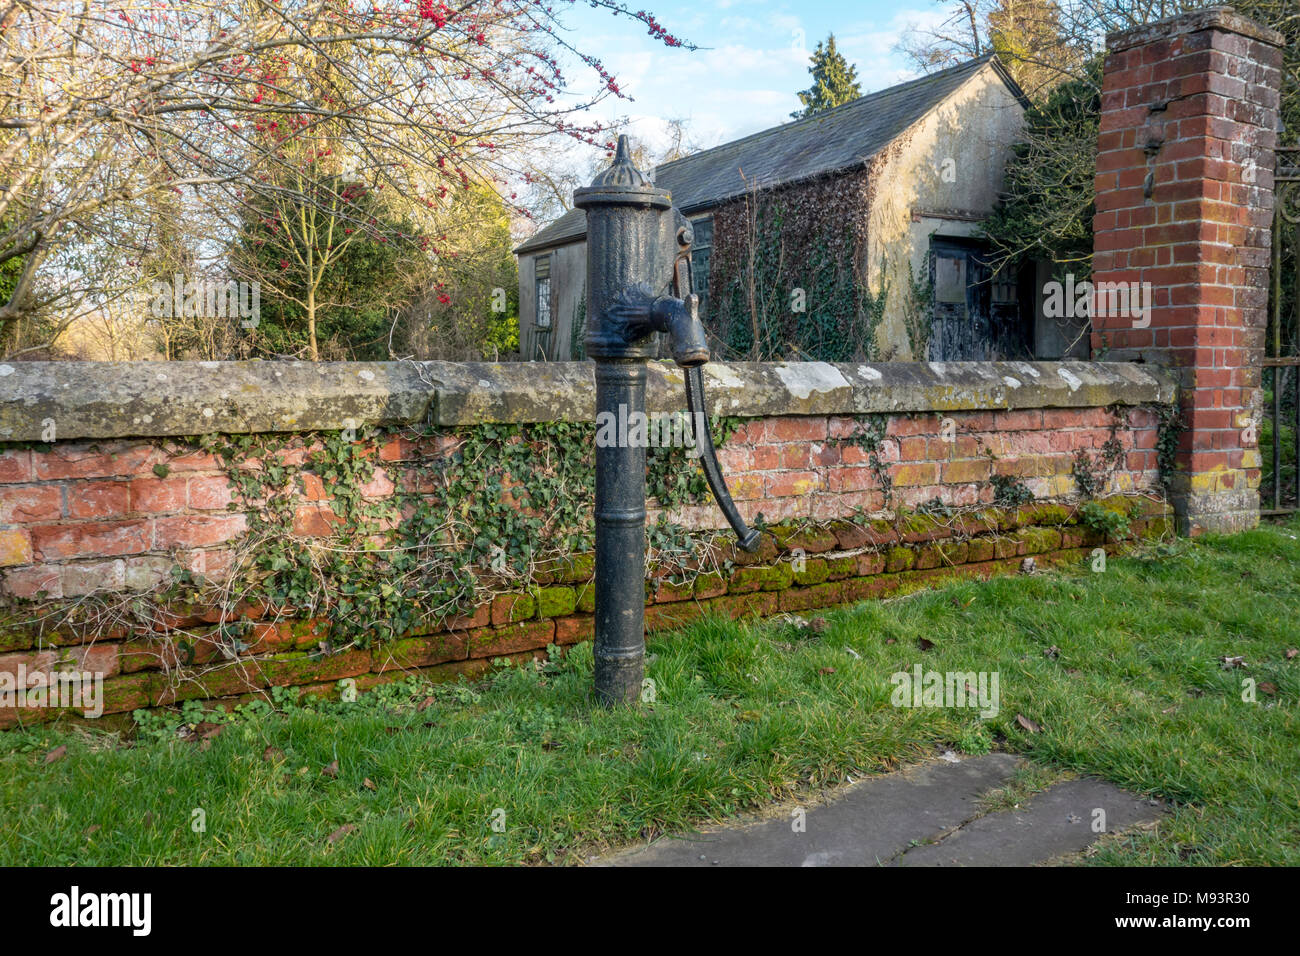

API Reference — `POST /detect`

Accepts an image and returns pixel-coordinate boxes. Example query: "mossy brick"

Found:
[646,601,709,634]
[534,586,576,618]
[693,570,728,599]
[829,520,871,550]
[915,540,970,570]
[823,555,859,581]
[898,512,951,543]
[0,614,66,652]
[490,592,535,626]
[1016,526,1063,554]
[261,648,371,686]
[792,557,831,586]
[468,620,554,658]
[952,511,1000,537]
[973,507,1018,532]
[779,582,845,613]
[288,617,332,647]
[841,573,899,602]
[770,523,838,553]
[723,533,779,566]
[576,583,595,613]
[885,546,916,573]
[993,536,1021,559]
[437,602,490,632]
[533,553,595,584]
[99,672,157,715]
[650,577,695,603]
[729,561,794,593]
[710,591,779,621]
[1060,527,1088,549]
[119,634,218,673]
[373,633,467,672]
[153,664,270,705]
[1093,494,1139,517]
[856,551,887,576]
[967,537,996,562]
[1138,515,1172,538]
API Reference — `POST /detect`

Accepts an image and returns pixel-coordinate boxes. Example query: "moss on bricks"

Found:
[822,555,859,581]
[730,561,795,593]
[792,557,831,586]
[1016,526,1064,554]
[885,546,916,573]
[490,592,535,626]
[534,586,577,618]
[534,553,595,584]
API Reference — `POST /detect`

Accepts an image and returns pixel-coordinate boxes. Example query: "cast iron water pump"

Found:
[575,136,760,706]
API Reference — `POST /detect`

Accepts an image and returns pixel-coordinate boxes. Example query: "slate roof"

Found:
[515,55,1022,255]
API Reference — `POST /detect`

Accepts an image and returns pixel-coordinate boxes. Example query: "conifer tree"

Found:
[793,34,862,119]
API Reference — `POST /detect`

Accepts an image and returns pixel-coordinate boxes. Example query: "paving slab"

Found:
[611,752,1023,867]
[895,777,1164,867]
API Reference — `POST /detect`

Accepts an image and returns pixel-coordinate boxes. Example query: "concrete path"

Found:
[608,753,1164,867]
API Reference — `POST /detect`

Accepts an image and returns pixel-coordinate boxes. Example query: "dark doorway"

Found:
[928,237,1031,361]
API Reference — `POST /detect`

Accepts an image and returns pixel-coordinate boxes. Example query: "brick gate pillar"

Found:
[1092,7,1284,534]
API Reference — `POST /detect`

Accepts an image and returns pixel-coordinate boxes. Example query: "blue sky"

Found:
[554,0,955,154]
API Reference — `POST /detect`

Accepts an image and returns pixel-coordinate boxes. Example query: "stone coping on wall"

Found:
[0,359,1176,442]
[1105,6,1284,52]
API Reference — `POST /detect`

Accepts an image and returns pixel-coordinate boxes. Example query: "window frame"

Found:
[534,255,552,331]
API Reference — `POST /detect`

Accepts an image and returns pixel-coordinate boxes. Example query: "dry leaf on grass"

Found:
[1016,714,1043,734]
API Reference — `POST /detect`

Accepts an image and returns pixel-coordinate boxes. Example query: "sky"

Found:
[551,0,957,157]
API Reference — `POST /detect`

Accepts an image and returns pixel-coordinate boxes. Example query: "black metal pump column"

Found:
[575,136,759,706]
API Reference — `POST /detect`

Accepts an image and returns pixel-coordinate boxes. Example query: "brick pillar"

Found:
[1092,8,1283,535]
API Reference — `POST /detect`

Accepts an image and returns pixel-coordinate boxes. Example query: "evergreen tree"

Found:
[792,34,861,119]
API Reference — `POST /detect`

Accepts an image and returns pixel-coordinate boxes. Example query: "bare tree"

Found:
[0,0,693,356]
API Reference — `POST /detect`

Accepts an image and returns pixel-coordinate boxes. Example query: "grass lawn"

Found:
[2,517,1298,866]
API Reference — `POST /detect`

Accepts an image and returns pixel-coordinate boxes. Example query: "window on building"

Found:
[534,255,552,330]
[690,217,712,315]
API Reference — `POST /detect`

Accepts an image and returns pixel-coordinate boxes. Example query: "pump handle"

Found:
[685,365,762,552]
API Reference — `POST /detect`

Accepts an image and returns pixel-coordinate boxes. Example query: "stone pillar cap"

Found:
[1107,6,1283,52]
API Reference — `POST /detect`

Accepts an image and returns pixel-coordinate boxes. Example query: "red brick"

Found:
[0,450,32,483]
[0,485,63,523]
[34,445,156,480]
[188,475,233,510]
[3,565,61,599]
[468,620,554,658]
[154,514,247,549]
[766,471,824,497]
[129,477,188,513]
[290,505,339,538]
[554,616,594,646]
[30,521,150,560]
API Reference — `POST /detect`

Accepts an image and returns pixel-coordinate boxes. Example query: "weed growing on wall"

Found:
[831,413,893,506]
[1070,406,1128,498]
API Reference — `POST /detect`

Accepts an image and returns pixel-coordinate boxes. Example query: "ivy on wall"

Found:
[709,171,884,362]
[162,414,741,653]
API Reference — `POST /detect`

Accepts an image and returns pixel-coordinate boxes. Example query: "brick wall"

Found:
[1091,8,1284,533]
[0,359,1173,727]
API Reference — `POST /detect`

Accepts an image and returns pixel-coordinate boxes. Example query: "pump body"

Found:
[575,136,758,706]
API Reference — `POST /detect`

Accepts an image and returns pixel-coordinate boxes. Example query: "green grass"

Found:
[2,518,1299,866]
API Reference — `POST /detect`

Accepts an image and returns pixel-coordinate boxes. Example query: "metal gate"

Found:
[1264,145,1300,515]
